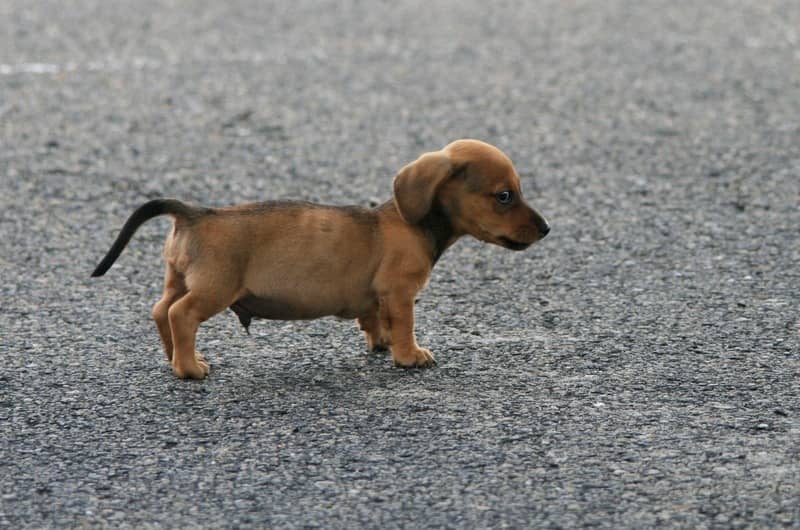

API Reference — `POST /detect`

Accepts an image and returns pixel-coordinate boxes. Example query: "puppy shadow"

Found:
[163,347,392,404]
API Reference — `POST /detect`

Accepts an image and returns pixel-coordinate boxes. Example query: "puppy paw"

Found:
[367,336,390,353]
[194,351,209,368]
[365,332,390,353]
[172,352,210,379]
[392,347,437,368]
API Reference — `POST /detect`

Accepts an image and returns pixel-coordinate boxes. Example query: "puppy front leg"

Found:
[382,294,436,368]
[357,314,389,352]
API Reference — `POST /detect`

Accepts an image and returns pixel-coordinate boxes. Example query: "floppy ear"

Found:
[392,151,453,224]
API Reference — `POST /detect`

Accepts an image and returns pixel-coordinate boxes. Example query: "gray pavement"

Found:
[1,0,799,527]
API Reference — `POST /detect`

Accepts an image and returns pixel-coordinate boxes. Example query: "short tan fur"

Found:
[92,139,550,379]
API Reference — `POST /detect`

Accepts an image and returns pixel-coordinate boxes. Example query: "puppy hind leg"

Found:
[167,290,236,379]
[152,264,187,362]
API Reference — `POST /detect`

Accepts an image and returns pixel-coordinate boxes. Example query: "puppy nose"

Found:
[539,221,550,238]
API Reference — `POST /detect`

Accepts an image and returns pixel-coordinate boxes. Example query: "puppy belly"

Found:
[231,294,321,321]
[230,293,372,323]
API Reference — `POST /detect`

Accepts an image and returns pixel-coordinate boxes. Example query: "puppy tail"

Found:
[91,198,203,277]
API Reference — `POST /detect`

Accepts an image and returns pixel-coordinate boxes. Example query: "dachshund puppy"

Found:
[92,139,550,379]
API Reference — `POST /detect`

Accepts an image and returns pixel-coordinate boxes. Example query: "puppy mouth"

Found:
[498,236,532,251]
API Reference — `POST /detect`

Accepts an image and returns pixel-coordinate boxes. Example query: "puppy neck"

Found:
[377,199,460,265]
[418,201,459,265]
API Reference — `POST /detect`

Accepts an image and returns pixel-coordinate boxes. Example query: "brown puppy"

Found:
[92,139,550,379]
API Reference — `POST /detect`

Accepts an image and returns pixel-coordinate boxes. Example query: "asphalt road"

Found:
[2,1,799,528]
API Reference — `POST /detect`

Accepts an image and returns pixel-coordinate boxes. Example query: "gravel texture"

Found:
[1,1,799,528]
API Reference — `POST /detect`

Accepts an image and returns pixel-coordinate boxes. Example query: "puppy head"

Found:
[393,139,549,250]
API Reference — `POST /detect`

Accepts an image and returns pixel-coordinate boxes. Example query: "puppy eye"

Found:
[495,191,513,205]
